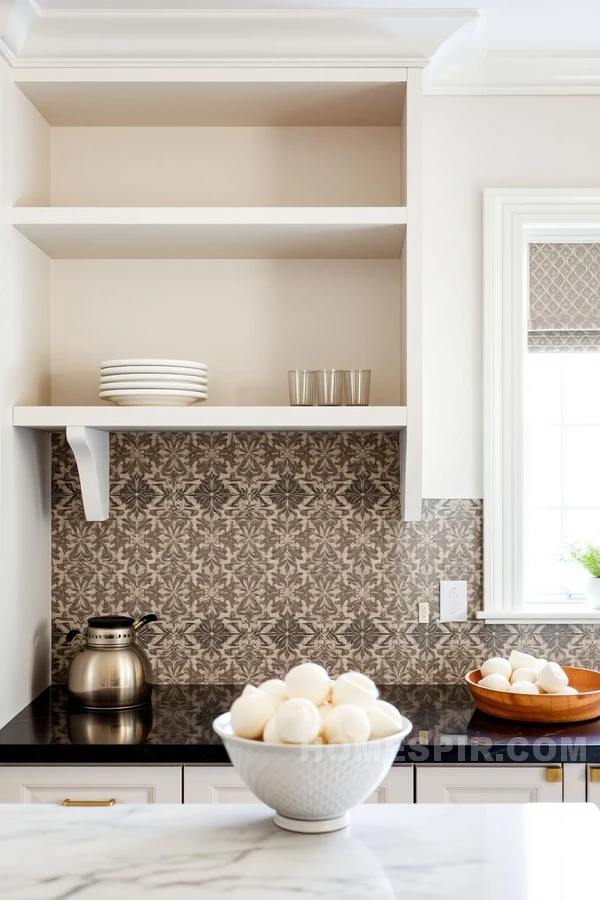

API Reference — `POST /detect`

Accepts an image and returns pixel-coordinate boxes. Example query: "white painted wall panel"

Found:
[51,126,402,208]
[422,95,600,498]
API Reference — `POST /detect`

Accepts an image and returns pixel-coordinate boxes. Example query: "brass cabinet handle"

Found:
[546,767,563,783]
[589,768,600,783]
[63,799,116,807]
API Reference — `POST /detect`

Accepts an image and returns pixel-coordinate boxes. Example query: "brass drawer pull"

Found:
[546,767,563,783]
[590,769,600,783]
[63,799,116,807]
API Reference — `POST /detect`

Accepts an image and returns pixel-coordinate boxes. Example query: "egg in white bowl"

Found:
[213,663,412,833]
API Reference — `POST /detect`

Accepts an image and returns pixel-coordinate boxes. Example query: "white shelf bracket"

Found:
[66,426,110,521]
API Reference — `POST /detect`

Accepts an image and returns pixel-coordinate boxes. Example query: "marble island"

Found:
[1,803,598,899]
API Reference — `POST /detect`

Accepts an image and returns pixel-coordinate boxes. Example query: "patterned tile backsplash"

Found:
[52,432,600,684]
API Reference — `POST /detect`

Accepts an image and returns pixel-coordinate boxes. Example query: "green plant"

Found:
[563,543,600,579]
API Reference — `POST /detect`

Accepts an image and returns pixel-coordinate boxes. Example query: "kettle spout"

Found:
[134,614,158,633]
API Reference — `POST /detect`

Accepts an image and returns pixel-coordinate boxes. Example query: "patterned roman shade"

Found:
[528,243,600,351]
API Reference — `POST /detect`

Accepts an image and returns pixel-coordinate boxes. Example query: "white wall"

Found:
[50,259,402,406]
[51,126,402,207]
[422,95,600,499]
[0,65,51,727]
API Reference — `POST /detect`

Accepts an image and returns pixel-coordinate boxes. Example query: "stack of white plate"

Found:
[99,358,208,406]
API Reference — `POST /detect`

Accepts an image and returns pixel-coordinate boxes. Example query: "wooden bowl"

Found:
[465,666,600,723]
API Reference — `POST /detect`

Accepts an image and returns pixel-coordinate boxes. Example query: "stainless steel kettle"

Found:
[66,614,157,710]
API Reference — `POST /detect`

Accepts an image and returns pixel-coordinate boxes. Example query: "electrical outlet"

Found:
[418,602,430,624]
[440,580,468,622]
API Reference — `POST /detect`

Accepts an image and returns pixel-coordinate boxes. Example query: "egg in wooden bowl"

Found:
[465,651,600,723]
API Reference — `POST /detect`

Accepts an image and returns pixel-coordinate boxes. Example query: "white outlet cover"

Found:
[440,580,467,622]
[418,601,430,624]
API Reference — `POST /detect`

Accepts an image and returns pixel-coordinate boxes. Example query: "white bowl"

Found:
[213,711,412,833]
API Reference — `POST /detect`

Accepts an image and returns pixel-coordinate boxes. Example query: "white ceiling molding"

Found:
[0,0,38,64]
[425,47,600,95]
[0,5,477,68]
[2,1,599,94]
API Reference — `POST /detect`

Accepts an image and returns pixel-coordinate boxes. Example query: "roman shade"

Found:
[528,243,600,351]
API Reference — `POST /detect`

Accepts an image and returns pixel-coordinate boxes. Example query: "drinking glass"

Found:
[315,369,344,406]
[344,370,371,406]
[288,370,316,406]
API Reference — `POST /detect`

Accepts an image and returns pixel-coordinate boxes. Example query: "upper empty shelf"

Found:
[15,78,406,127]
[12,207,407,259]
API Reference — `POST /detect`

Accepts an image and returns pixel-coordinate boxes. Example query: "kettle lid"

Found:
[87,616,135,629]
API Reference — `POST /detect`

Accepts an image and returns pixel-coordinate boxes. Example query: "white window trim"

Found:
[480,188,600,624]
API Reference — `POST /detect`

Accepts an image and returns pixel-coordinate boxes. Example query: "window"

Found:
[483,190,600,622]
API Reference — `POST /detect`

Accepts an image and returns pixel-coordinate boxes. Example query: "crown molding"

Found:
[0,5,477,68]
[424,47,600,95]
[5,2,598,95]
[0,0,38,62]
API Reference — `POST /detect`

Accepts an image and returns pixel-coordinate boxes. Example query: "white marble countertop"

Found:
[0,802,598,899]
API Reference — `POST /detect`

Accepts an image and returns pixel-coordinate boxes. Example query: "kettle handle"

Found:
[66,629,82,644]
[134,614,158,633]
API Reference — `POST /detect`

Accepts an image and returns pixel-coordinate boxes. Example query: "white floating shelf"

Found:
[14,406,407,433]
[15,405,407,521]
[12,207,407,260]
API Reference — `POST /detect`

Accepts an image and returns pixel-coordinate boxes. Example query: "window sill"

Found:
[476,606,600,625]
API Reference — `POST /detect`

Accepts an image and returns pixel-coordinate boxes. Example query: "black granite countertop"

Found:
[1,684,599,765]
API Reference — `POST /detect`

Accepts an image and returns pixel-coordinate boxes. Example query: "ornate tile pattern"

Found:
[51,433,599,684]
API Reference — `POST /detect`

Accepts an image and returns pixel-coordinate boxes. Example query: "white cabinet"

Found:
[416,765,563,804]
[0,763,580,806]
[183,765,414,805]
[0,766,182,804]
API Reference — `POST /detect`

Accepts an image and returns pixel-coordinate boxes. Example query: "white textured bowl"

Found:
[213,712,412,832]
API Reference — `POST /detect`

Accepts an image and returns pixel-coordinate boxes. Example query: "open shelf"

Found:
[7,67,421,523]
[14,405,407,521]
[15,78,406,127]
[14,406,407,433]
[12,208,407,260]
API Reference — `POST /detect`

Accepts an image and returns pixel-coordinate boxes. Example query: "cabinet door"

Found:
[0,766,182,804]
[416,766,563,804]
[184,766,414,804]
[184,767,259,804]
[586,766,600,805]
[361,767,414,804]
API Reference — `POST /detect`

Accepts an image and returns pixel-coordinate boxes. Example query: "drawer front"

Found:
[416,765,563,804]
[183,765,413,805]
[0,766,182,804]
